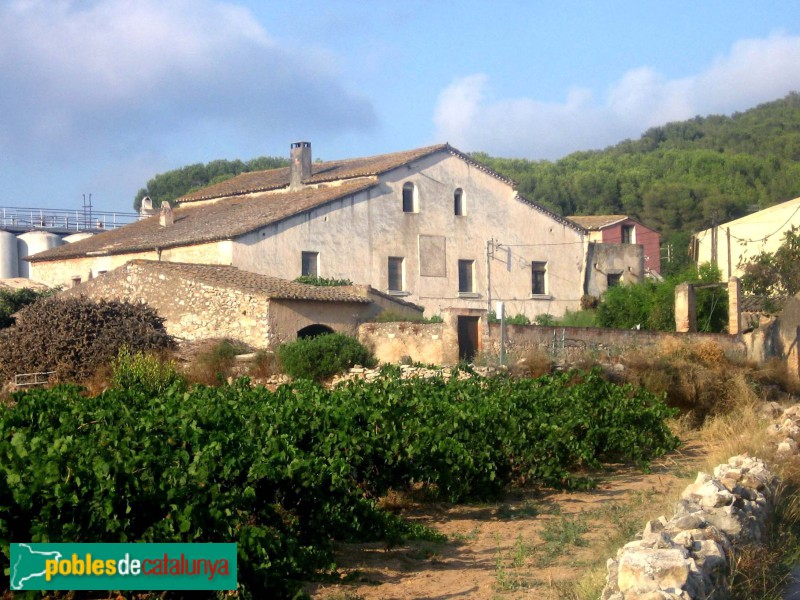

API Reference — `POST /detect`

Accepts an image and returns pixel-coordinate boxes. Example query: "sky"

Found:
[1,1,800,214]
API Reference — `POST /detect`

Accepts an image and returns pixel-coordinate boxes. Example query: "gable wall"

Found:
[233,153,586,319]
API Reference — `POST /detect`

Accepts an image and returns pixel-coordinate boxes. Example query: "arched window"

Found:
[454,188,465,216]
[402,182,418,213]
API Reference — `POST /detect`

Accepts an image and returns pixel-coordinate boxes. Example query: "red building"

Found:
[568,215,661,274]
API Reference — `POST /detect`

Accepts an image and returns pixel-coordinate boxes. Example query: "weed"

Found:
[537,515,588,563]
[451,526,481,543]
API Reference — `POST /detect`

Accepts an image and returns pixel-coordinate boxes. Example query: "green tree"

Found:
[133,155,289,211]
[596,264,727,332]
[741,226,800,296]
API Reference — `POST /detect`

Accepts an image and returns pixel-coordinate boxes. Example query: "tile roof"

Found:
[179,144,450,202]
[125,260,371,303]
[566,215,628,230]
[178,143,520,203]
[29,180,377,262]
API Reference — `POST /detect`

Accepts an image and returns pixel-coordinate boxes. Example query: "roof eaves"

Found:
[178,183,288,204]
[516,194,586,233]
[445,145,518,187]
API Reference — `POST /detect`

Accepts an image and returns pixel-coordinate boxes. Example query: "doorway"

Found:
[457,316,480,362]
[297,324,334,339]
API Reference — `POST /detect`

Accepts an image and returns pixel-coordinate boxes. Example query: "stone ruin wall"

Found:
[601,403,800,599]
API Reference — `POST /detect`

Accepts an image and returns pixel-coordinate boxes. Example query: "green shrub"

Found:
[595,264,728,332]
[488,311,532,325]
[559,309,597,327]
[294,275,353,286]
[111,347,186,395]
[278,333,376,381]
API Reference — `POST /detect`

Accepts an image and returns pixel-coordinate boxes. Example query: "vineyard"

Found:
[0,367,679,598]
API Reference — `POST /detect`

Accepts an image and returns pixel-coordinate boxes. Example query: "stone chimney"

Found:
[139,196,157,219]
[290,141,312,190]
[159,202,174,227]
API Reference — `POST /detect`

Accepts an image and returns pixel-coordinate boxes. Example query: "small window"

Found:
[621,225,635,244]
[532,261,547,295]
[458,259,475,293]
[70,276,81,288]
[301,251,319,277]
[388,256,404,292]
[607,273,622,288]
[454,188,465,216]
[402,182,417,213]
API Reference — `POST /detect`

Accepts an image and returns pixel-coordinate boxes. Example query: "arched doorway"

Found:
[297,324,334,339]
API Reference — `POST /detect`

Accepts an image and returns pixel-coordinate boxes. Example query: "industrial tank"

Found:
[0,230,19,279]
[17,231,63,278]
[63,232,94,244]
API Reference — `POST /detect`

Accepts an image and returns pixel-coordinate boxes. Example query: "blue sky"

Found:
[1,0,800,214]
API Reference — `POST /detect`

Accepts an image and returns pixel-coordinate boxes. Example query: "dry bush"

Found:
[247,350,281,380]
[751,358,800,396]
[0,296,173,384]
[184,339,250,386]
[510,348,553,378]
[620,339,760,426]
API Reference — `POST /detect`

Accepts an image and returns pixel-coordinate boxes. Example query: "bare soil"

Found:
[307,439,711,600]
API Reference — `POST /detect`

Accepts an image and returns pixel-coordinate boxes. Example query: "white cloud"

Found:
[0,0,376,161]
[434,32,800,159]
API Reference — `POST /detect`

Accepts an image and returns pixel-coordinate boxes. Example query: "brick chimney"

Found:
[290,141,312,190]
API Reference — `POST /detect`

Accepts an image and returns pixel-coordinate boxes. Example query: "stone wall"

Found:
[359,319,747,367]
[485,324,747,361]
[62,262,273,346]
[358,322,445,365]
[601,402,800,599]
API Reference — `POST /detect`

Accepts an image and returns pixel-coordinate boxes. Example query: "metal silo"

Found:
[17,231,63,278]
[63,232,94,244]
[0,230,19,279]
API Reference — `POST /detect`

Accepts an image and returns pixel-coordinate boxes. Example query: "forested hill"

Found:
[472,93,800,247]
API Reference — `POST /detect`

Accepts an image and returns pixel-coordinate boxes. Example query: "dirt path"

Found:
[307,439,711,600]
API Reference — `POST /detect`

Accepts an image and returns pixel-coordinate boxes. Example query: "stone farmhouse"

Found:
[59,260,422,348]
[29,143,650,327]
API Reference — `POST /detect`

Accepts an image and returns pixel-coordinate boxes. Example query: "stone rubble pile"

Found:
[331,363,504,385]
[601,401,800,600]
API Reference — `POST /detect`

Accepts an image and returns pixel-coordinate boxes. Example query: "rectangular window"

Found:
[458,259,475,293]
[388,256,404,291]
[621,225,635,244]
[531,261,547,295]
[607,273,622,288]
[301,251,319,277]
